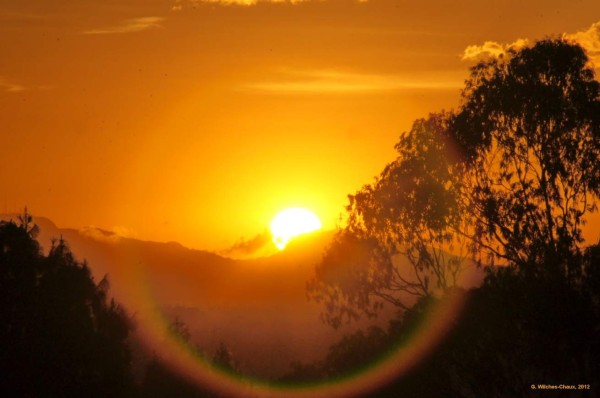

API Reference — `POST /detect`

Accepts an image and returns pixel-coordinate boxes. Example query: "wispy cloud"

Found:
[111,225,137,239]
[219,231,273,258]
[79,225,137,243]
[462,20,600,67]
[171,0,360,9]
[0,77,26,93]
[244,69,461,94]
[83,17,164,35]
[0,11,47,22]
[79,226,121,243]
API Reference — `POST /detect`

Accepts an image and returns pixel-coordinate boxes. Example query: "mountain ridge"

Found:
[0,214,344,378]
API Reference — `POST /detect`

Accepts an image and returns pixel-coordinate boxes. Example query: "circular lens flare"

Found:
[270,208,322,250]
[135,283,467,398]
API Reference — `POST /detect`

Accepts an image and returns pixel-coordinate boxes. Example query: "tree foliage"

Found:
[308,107,467,327]
[212,341,238,373]
[141,317,238,397]
[453,39,600,277]
[294,244,600,395]
[0,214,134,397]
[309,39,600,327]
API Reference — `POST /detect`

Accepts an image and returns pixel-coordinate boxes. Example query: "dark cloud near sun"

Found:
[220,230,273,258]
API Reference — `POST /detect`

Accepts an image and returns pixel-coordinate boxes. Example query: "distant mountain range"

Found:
[24,215,336,308]
[1,214,355,378]
[1,214,482,379]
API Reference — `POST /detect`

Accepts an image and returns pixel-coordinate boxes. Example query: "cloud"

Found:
[462,38,529,61]
[0,76,26,93]
[171,0,362,8]
[220,231,273,258]
[565,21,600,67]
[111,225,137,239]
[79,226,121,243]
[462,21,600,67]
[244,69,461,94]
[79,225,137,243]
[83,17,164,35]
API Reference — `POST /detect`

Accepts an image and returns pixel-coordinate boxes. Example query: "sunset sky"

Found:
[1,0,599,251]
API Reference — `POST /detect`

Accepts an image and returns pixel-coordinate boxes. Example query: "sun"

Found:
[270,207,322,250]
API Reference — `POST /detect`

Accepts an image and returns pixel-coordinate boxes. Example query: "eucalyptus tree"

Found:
[309,39,600,327]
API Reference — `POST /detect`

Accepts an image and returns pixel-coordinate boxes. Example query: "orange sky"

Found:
[1,0,599,251]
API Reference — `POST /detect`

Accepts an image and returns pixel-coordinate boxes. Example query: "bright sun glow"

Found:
[270,207,322,250]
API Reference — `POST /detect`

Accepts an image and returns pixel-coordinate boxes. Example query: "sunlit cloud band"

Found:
[83,17,164,35]
[245,70,461,94]
[172,0,365,8]
[0,76,25,93]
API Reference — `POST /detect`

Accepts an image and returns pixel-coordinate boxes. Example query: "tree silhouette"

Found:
[453,39,600,277]
[308,111,468,327]
[212,341,238,373]
[377,250,599,398]
[143,357,210,398]
[141,317,215,398]
[280,295,447,386]
[309,39,599,328]
[306,39,600,395]
[169,316,191,343]
[0,213,134,397]
[279,325,389,383]
[17,206,39,238]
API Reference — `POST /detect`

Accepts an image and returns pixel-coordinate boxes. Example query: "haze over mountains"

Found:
[1,214,358,378]
[1,214,483,379]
